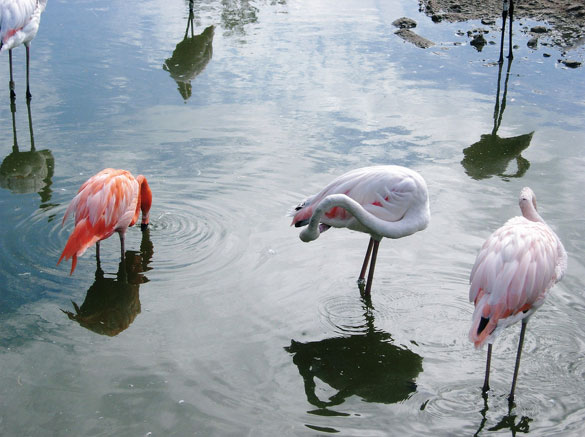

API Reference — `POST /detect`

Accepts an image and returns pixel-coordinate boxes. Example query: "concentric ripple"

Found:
[0,199,68,312]
[317,293,391,336]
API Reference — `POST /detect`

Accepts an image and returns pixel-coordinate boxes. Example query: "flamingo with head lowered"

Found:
[0,0,48,100]
[469,187,567,405]
[291,165,430,296]
[58,168,153,275]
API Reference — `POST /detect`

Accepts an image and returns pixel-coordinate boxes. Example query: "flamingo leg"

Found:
[364,240,380,297]
[498,1,508,64]
[9,49,15,100]
[10,92,18,151]
[96,241,101,270]
[119,231,126,261]
[26,97,35,151]
[508,0,514,60]
[358,237,374,283]
[508,318,528,406]
[483,343,492,393]
[25,45,32,101]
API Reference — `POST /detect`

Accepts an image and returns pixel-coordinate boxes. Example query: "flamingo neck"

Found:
[519,199,543,223]
[136,175,152,227]
[299,194,428,242]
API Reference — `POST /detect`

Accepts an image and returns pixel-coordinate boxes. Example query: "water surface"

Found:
[1,0,584,435]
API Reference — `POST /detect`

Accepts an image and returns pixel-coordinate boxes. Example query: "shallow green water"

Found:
[1,0,584,435]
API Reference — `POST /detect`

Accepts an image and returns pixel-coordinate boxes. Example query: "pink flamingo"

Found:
[469,187,567,405]
[58,168,153,275]
[291,165,430,296]
[0,0,47,100]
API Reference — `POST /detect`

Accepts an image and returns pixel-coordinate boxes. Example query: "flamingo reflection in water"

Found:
[62,228,154,336]
[58,168,153,275]
[285,299,422,410]
[0,0,48,100]
[291,165,430,297]
[0,98,54,203]
[461,41,533,181]
[163,1,214,101]
[469,188,567,406]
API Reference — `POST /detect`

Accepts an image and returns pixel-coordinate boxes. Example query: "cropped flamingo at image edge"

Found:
[0,0,48,100]
[469,187,567,405]
[291,165,430,296]
[58,168,152,275]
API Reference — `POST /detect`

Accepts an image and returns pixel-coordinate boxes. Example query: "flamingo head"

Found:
[519,187,537,210]
[519,187,543,222]
[136,175,152,230]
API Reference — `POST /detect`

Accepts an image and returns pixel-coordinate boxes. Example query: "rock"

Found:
[561,59,582,68]
[392,17,417,29]
[418,0,585,50]
[394,29,435,48]
[527,37,539,49]
[470,33,487,51]
[481,18,496,25]
[530,25,549,33]
[543,52,551,57]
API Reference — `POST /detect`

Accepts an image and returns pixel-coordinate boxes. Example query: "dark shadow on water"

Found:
[163,1,214,101]
[0,99,54,206]
[285,298,423,414]
[61,228,154,336]
[474,392,532,436]
[461,14,533,181]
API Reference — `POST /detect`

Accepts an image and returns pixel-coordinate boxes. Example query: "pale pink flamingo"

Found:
[0,0,47,100]
[58,168,153,275]
[291,165,430,296]
[469,187,567,405]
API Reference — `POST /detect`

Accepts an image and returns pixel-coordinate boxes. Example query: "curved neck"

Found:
[520,199,543,223]
[300,194,427,242]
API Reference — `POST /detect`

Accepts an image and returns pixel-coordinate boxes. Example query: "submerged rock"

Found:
[470,33,487,51]
[394,29,435,48]
[527,37,539,49]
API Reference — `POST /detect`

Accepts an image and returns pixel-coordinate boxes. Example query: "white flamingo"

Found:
[469,187,567,405]
[0,0,47,100]
[291,165,430,296]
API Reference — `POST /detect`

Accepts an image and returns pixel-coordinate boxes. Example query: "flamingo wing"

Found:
[0,0,41,48]
[59,169,139,273]
[469,216,562,346]
[292,165,421,229]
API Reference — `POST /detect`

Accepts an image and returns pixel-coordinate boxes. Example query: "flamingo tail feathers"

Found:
[469,288,534,347]
[57,217,103,275]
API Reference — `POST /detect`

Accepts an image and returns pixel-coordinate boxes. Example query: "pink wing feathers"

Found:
[58,169,139,274]
[0,0,46,50]
[291,166,419,231]
[469,216,563,347]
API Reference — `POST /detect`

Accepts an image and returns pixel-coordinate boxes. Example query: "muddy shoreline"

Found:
[419,0,585,50]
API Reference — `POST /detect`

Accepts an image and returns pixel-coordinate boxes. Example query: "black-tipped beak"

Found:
[141,223,149,231]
